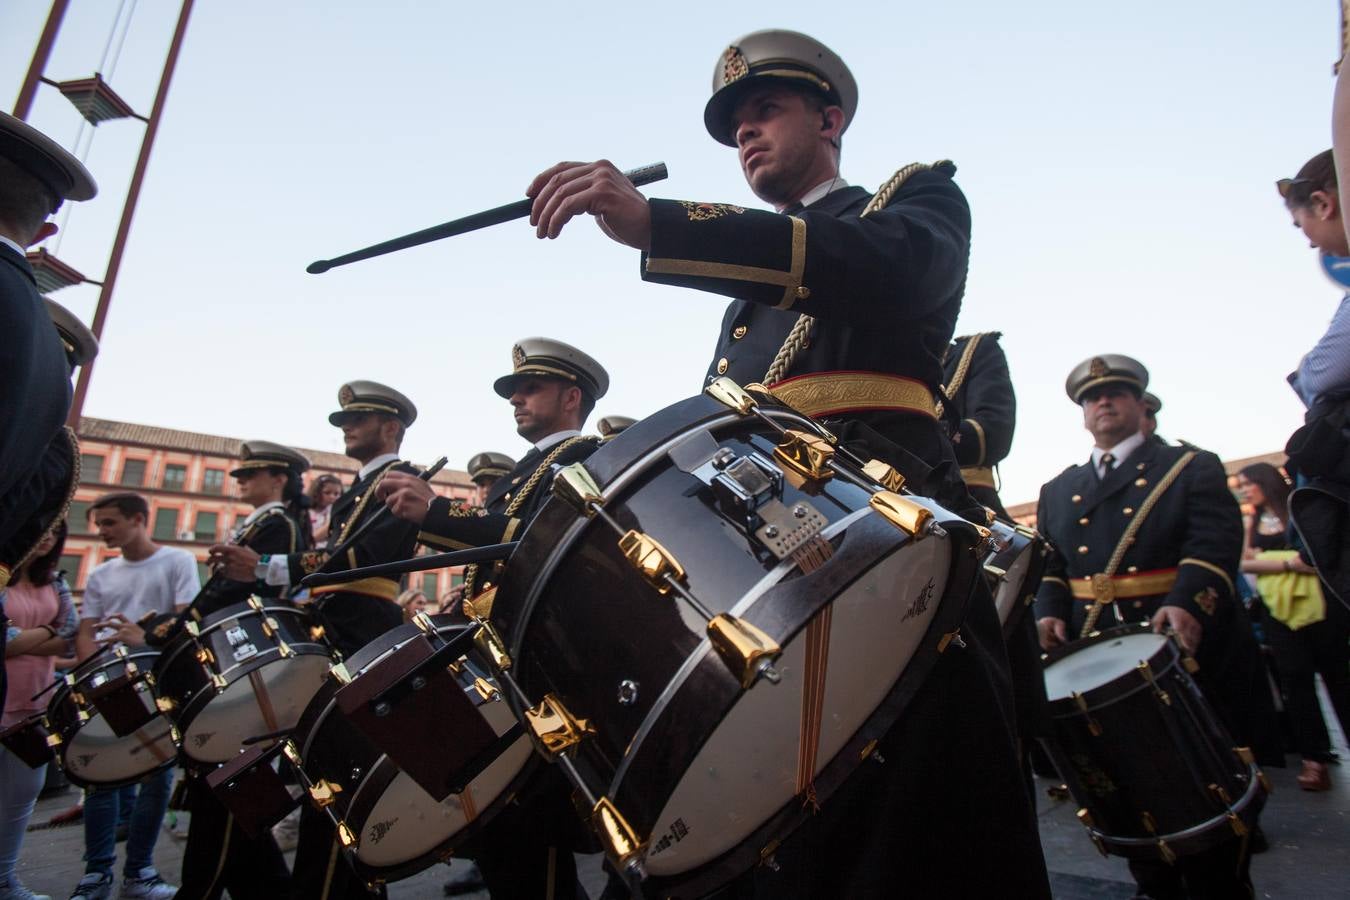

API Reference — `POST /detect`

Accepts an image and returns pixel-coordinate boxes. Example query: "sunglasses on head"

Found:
[1276,176,1315,200]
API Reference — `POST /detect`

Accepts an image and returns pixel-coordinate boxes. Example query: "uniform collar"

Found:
[534,429,581,453]
[779,176,850,212]
[241,500,284,527]
[358,452,399,480]
[0,235,24,257]
[1091,431,1145,470]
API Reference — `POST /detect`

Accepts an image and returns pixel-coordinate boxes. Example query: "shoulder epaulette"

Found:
[861,160,956,219]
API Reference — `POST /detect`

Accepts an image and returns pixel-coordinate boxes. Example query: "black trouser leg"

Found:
[1266,616,1335,761]
[1310,602,1350,743]
[289,803,384,900]
[178,774,291,900]
[1129,834,1253,900]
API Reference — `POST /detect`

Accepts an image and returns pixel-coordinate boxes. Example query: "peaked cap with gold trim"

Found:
[467,451,515,483]
[597,415,637,437]
[1143,392,1162,415]
[43,297,98,368]
[0,111,97,209]
[229,440,311,478]
[492,337,610,400]
[329,380,417,427]
[1065,354,1149,403]
[705,29,858,146]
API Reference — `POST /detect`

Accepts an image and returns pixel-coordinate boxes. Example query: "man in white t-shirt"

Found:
[70,493,198,900]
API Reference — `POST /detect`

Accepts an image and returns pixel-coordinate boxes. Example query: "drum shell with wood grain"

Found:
[1040,624,1267,860]
[152,599,333,763]
[489,392,983,898]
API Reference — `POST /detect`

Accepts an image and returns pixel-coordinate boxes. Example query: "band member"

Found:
[1141,391,1164,442]
[0,113,97,703]
[942,332,1015,518]
[466,451,516,506]
[523,30,1049,899]
[211,382,421,900]
[1034,354,1281,899]
[380,337,609,900]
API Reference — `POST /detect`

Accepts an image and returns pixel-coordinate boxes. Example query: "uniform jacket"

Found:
[943,332,1015,517]
[641,167,976,511]
[144,507,305,648]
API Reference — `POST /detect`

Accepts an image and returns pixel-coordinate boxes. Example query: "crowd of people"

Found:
[2,22,1349,900]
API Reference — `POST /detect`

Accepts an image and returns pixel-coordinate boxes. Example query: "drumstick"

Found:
[315,457,447,575]
[300,542,518,589]
[306,162,668,274]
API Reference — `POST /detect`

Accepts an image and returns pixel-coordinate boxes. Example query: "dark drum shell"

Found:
[491,392,982,898]
[1040,624,1267,860]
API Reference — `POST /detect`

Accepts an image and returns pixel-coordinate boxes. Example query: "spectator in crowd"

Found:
[396,588,428,623]
[305,473,343,545]
[0,521,77,900]
[1238,463,1350,790]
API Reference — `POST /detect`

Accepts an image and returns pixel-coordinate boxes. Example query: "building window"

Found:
[58,554,83,586]
[120,459,146,487]
[162,464,187,492]
[202,469,225,495]
[450,572,464,587]
[152,508,179,542]
[80,453,105,482]
[194,511,219,543]
[421,573,438,599]
[68,500,92,534]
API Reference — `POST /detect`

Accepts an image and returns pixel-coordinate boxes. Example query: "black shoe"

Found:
[442,862,485,896]
[115,823,129,843]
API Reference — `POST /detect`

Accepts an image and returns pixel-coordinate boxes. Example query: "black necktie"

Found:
[1099,452,1116,478]
[782,202,804,215]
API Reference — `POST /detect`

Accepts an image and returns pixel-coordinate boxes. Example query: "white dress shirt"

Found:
[778,176,851,212]
[1090,431,1146,479]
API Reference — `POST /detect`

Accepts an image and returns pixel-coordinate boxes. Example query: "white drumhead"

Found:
[353,694,532,868]
[183,653,332,762]
[1043,632,1167,701]
[62,689,176,784]
[641,528,951,877]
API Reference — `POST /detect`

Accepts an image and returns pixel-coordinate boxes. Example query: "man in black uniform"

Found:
[0,113,97,702]
[1034,354,1280,899]
[1141,391,1164,443]
[380,337,609,900]
[212,382,421,900]
[942,331,1016,518]
[107,441,311,899]
[524,29,1048,899]
[466,451,516,507]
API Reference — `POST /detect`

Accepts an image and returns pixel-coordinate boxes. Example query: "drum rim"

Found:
[154,601,321,673]
[1042,623,1177,709]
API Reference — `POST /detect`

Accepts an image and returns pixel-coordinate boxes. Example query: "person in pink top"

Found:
[0,521,78,900]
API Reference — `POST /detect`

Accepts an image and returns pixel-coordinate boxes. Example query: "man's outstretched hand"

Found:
[527,161,652,249]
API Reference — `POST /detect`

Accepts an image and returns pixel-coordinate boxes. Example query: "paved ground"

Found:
[12,693,1349,898]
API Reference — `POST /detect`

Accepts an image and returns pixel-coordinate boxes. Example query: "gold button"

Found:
[1134,478,1147,487]
[732,325,747,339]
[1077,545,1089,554]
[502,492,511,502]
[1071,494,1082,503]
[1078,517,1089,526]
[1123,507,1134,515]
[795,286,811,300]
[716,358,729,374]
[1137,463,1146,470]
[1127,566,1138,573]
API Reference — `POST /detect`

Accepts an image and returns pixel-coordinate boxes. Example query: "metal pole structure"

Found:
[12,0,69,119]
[69,0,196,425]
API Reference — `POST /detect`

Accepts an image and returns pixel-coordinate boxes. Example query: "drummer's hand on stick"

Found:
[1151,606,1201,655]
[377,472,436,525]
[95,615,145,647]
[209,544,260,582]
[527,160,652,249]
[1036,616,1067,651]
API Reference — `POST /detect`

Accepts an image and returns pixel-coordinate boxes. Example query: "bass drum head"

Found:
[62,712,176,785]
[352,698,533,869]
[643,534,952,877]
[993,540,1034,625]
[1044,631,1168,701]
[182,653,332,762]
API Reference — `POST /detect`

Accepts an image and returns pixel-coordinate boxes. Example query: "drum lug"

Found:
[277,640,295,659]
[196,646,216,667]
[983,563,1008,582]
[309,624,326,642]
[1076,807,1095,829]
[261,616,280,638]
[411,611,436,633]
[282,740,303,767]
[618,530,686,595]
[524,693,595,755]
[168,724,181,744]
[247,595,266,613]
[773,429,835,484]
[759,838,782,871]
[335,820,356,848]
[862,458,905,493]
[1181,655,1200,675]
[308,778,344,808]
[707,614,782,689]
[155,697,177,714]
[45,733,62,748]
[937,629,966,652]
[462,586,496,621]
[553,463,605,516]
[472,677,499,702]
[184,621,200,638]
[704,376,758,415]
[1234,747,1272,793]
[473,622,512,672]
[869,491,933,540]
[1072,692,1103,736]
[1137,661,1171,706]
[1155,839,1177,865]
[592,796,646,880]
[211,673,228,692]
[112,644,129,659]
[328,662,352,685]
[76,710,90,724]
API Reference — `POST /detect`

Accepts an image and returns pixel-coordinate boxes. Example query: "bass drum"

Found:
[292,617,531,886]
[152,598,334,763]
[47,646,177,788]
[982,519,1049,637]
[488,389,983,897]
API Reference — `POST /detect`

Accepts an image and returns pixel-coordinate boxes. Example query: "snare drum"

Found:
[1040,624,1268,861]
[487,389,983,897]
[152,597,334,763]
[288,617,530,885]
[981,519,1048,637]
[47,646,177,788]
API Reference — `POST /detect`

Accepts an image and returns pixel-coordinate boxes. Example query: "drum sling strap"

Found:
[935,331,990,418]
[1080,450,1197,637]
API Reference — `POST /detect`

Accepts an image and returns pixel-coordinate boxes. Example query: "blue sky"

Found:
[3,0,1342,505]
